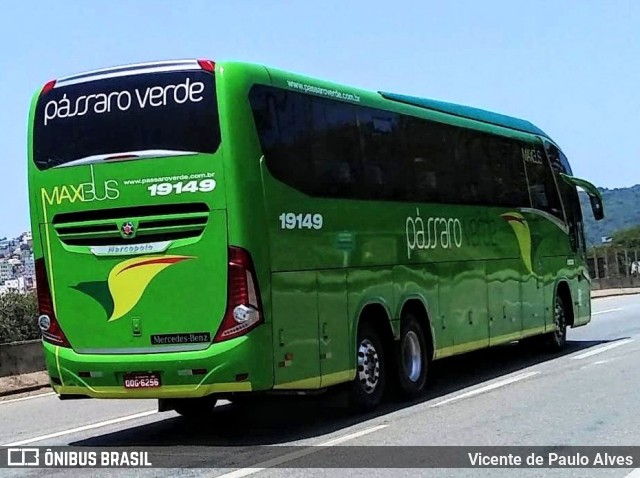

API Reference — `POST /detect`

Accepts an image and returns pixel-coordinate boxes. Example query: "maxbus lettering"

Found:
[41,165,119,206]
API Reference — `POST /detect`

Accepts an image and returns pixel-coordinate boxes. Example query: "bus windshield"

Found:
[33,69,220,170]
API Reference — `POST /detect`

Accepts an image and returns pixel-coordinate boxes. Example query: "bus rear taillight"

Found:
[35,259,71,347]
[197,59,215,73]
[214,247,263,343]
[41,80,56,95]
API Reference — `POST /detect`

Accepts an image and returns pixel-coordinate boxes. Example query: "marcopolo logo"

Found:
[120,221,136,238]
[90,242,172,257]
[43,77,205,126]
[41,165,119,206]
[405,208,463,259]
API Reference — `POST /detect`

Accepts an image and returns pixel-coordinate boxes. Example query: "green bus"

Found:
[28,59,604,414]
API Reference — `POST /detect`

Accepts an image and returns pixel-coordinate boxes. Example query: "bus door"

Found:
[544,142,591,325]
[521,138,562,334]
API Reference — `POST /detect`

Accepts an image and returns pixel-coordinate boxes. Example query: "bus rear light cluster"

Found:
[41,79,57,95]
[197,59,215,73]
[35,258,71,347]
[214,247,263,342]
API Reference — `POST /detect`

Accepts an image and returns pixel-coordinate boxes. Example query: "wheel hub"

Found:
[402,330,423,383]
[357,339,380,394]
[554,301,566,342]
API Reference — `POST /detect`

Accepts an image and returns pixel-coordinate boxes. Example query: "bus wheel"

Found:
[397,315,429,398]
[173,397,218,419]
[546,295,567,351]
[350,322,386,411]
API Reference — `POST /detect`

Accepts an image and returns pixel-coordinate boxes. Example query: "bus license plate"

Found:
[123,373,161,389]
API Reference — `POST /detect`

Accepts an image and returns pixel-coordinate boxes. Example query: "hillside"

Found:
[580,185,640,245]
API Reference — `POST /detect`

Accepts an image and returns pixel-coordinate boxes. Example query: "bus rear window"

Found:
[33,70,220,170]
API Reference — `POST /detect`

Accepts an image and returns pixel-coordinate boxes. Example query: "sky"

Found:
[1,0,639,237]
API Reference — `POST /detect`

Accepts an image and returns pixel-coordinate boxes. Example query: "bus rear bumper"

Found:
[42,335,269,399]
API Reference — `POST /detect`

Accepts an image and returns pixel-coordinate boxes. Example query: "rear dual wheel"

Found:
[350,322,386,411]
[350,315,430,411]
[397,315,429,398]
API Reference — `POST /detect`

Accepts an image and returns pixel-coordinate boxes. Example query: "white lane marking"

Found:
[318,425,388,446]
[430,371,540,408]
[2,410,157,446]
[592,308,623,315]
[579,359,612,370]
[624,468,640,478]
[212,424,388,478]
[570,339,634,361]
[0,392,55,405]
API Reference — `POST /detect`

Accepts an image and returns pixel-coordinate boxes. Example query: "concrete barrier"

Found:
[0,340,45,378]
[591,277,640,290]
[591,287,640,299]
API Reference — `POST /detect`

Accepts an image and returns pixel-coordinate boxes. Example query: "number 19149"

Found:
[147,179,216,196]
[279,213,323,230]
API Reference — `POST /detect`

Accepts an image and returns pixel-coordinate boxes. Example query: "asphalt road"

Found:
[2,294,640,478]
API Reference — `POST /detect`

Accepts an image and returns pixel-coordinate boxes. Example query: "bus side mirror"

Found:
[560,174,605,221]
[589,194,604,221]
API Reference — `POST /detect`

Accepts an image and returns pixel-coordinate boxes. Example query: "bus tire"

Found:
[545,295,567,351]
[397,314,429,398]
[350,321,386,411]
[173,397,218,419]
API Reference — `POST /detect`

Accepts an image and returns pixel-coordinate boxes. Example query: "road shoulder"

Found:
[592,287,640,299]
[0,370,50,398]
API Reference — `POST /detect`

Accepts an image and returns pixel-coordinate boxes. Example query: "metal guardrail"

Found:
[588,248,640,290]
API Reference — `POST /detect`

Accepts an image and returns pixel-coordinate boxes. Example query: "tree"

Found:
[611,225,640,249]
[0,291,39,344]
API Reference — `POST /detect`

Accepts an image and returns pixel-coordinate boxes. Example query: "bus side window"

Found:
[403,116,457,204]
[523,142,563,219]
[308,97,361,198]
[450,130,529,208]
[249,85,315,194]
[560,151,586,253]
[249,86,276,148]
[357,108,406,201]
[545,143,585,252]
[488,137,529,208]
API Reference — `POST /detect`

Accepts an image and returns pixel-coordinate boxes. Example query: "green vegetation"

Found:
[610,225,640,249]
[581,185,640,245]
[0,291,39,344]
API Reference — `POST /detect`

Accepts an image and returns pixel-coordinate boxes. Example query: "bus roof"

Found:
[379,91,550,139]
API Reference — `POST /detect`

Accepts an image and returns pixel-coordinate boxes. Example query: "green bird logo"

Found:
[501,212,533,275]
[72,255,193,322]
